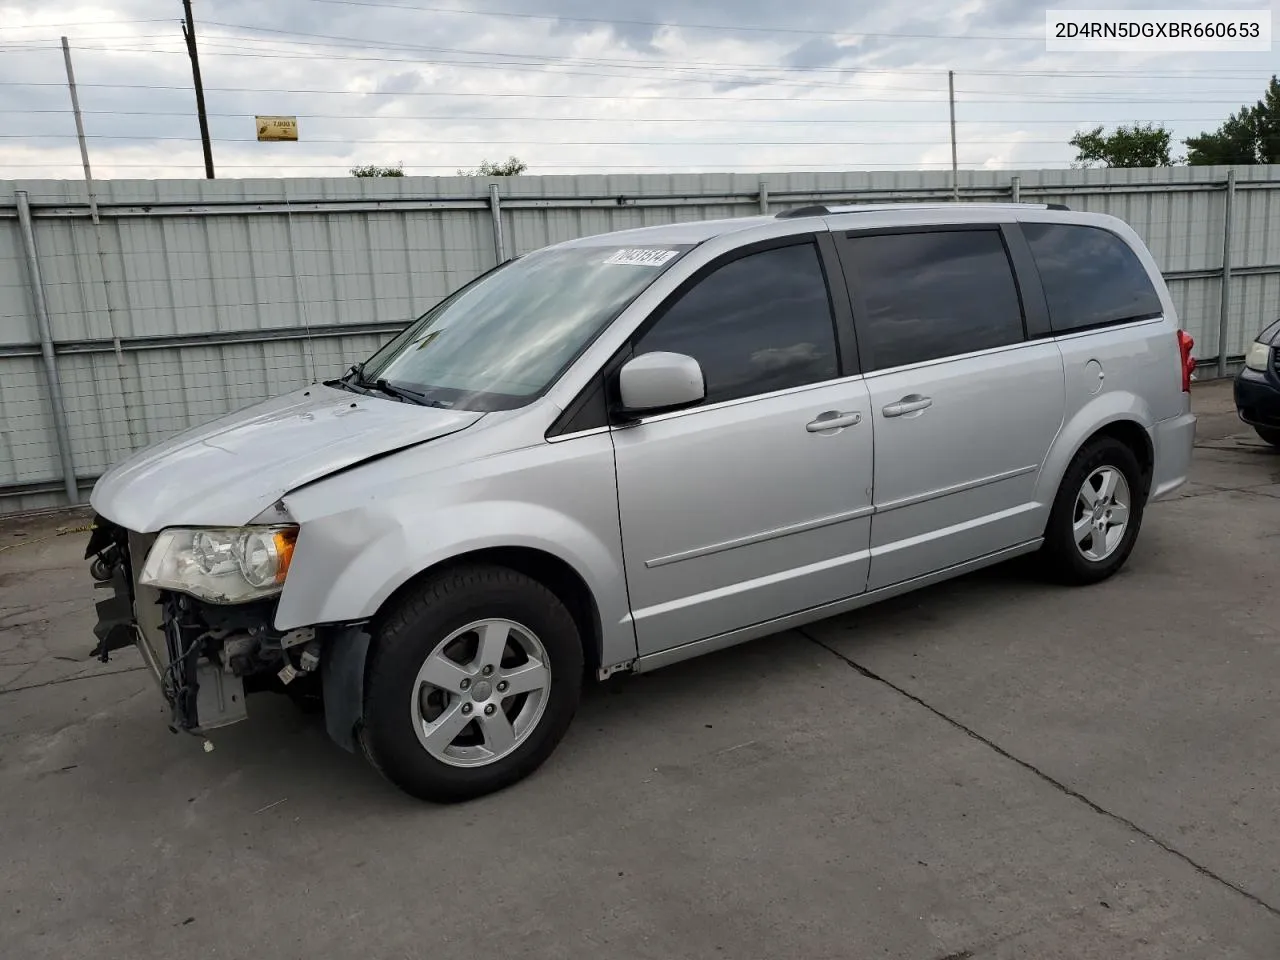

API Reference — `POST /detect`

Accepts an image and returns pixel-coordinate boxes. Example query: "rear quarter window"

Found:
[1022,222,1163,333]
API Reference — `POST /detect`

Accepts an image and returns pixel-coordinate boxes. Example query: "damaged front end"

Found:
[87,516,367,747]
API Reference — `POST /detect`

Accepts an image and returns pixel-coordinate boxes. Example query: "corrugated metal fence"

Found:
[2,165,1279,514]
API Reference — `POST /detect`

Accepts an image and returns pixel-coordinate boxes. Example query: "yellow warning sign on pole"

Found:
[255,116,298,142]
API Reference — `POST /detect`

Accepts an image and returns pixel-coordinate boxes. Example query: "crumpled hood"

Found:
[91,385,483,532]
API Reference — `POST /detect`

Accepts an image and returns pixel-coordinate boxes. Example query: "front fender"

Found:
[271,425,634,668]
[279,499,616,620]
[1035,390,1155,508]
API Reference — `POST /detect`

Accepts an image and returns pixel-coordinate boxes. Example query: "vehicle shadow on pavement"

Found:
[40,536,1159,817]
[195,556,1051,806]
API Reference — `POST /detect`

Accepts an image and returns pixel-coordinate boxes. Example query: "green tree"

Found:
[350,163,405,177]
[1069,123,1175,168]
[1185,76,1280,165]
[457,156,528,176]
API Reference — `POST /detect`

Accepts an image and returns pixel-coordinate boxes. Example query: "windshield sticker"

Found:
[602,248,680,267]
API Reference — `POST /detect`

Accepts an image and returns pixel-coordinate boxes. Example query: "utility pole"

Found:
[63,38,138,442]
[948,70,958,202]
[60,37,98,223]
[182,0,215,178]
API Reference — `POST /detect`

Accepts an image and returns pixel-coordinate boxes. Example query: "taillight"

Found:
[1177,330,1195,392]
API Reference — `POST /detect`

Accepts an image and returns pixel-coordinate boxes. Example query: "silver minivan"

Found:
[87,203,1198,802]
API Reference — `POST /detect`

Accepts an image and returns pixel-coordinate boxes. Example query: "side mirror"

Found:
[617,351,706,416]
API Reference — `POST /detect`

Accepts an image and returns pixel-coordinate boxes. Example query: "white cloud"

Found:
[0,0,1275,179]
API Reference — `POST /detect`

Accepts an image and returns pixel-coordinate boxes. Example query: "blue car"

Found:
[1235,318,1280,449]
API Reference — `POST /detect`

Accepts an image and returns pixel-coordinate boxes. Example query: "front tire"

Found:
[1254,425,1280,449]
[1041,436,1146,585]
[360,564,583,803]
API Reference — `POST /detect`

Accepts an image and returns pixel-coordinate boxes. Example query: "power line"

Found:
[4,28,1275,77]
[0,92,961,106]
[199,22,915,72]
[12,44,1274,102]
[0,78,1261,106]
[4,29,951,95]
[5,21,1274,80]
[0,133,1130,145]
[1,90,1261,107]
[0,109,1235,124]
[6,39,1270,100]
[0,39,175,48]
[6,34,1274,96]
[7,42,937,91]
[0,13,1256,182]
[0,161,1079,169]
[287,0,1052,42]
[75,41,1280,101]
[186,23,1280,85]
[189,24,1280,77]
[966,68,1275,78]
[25,33,1260,101]
[0,18,174,31]
[186,22,949,80]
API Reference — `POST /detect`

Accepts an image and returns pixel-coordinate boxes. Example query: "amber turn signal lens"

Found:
[272,529,297,584]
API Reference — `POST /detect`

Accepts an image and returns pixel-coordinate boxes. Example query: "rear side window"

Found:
[1022,222,1163,333]
[843,230,1025,372]
[634,241,839,405]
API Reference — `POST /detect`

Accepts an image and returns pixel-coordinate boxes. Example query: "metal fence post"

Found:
[758,180,769,214]
[15,191,79,504]
[1010,175,1021,204]
[1216,169,1236,380]
[488,182,507,262]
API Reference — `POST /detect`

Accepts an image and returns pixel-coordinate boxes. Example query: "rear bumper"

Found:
[1235,367,1280,428]
[1149,409,1196,501]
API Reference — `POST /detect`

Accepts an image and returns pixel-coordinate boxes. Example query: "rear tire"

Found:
[360,564,583,803]
[1041,436,1146,585]
[1254,425,1280,449]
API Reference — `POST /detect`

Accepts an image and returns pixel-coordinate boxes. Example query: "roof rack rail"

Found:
[775,205,830,219]
[774,200,1072,220]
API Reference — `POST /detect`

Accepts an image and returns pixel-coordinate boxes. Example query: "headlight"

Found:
[1244,340,1272,372]
[139,526,298,603]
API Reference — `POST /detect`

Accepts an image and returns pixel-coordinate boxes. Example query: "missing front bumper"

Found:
[86,515,369,751]
[88,519,248,734]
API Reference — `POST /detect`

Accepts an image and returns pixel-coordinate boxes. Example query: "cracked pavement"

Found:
[2,380,1278,959]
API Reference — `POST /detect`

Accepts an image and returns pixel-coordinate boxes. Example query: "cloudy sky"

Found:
[0,0,1276,179]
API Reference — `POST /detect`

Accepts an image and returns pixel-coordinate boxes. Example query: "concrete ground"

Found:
[2,380,1277,960]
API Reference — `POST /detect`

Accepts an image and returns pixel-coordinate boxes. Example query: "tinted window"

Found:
[845,230,1025,372]
[635,242,839,405]
[1023,222,1162,332]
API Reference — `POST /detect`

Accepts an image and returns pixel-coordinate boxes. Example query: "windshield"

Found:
[359,243,694,411]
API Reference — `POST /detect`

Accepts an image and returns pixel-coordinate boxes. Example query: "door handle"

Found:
[806,411,862,432]
[882,394,933,418]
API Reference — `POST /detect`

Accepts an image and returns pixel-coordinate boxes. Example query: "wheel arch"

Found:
[321,545,607,758]
[1037,411,1153,585]
[1090,420,1154,492]
[1038,393,1156,511]
[370,546,605,679]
